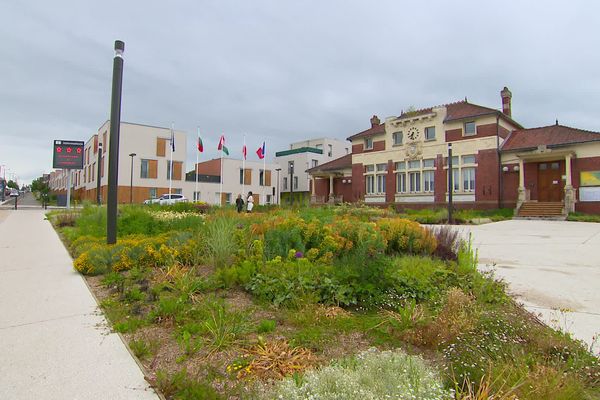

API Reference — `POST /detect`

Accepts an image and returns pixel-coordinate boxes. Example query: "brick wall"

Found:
[501,163,520,204]
[351,163,365,202]
[572,156,600,213]
[434,154,446,203]
[333,177,353,202]
[445,123,498,142]
[475,149,499,205]
[196,159,221,176]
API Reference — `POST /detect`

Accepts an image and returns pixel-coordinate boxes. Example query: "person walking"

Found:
[246,191,254,213]
[235,194,244,213]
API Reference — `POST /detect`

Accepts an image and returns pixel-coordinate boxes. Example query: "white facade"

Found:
[275,138,351,194]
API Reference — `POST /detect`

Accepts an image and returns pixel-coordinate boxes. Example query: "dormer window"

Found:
[365,137,373,150]
[392,131,403,146]
[464,121,476,136]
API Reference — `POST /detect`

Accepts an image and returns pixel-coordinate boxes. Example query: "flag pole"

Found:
[195,127,199,202]
[263,150,266,205]
[169,122,174,197]
[242,134,246,198]
[220,138,223,206]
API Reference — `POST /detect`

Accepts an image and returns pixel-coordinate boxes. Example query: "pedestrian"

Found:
[246,191,254,213]
[235,194,244,213]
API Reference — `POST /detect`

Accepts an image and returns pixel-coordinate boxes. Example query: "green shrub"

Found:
[567,212,600,223]
[257,319,277,333]
[378,217,436,255]
[388,256,452,302]
[155,369,222,400]
[261,348,452,400]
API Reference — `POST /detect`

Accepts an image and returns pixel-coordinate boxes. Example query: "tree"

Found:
[7,180,18,190]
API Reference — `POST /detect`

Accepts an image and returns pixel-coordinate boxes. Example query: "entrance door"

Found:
[537,161,564,202]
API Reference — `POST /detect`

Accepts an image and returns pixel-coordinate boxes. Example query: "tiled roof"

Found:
[501,124,600,152]
[346,123,385,141]
[307,154,352,174]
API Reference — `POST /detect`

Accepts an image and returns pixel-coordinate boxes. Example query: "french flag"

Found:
[256,142,265,159]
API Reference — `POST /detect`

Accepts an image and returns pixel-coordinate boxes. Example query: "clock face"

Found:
[407,127,420,141]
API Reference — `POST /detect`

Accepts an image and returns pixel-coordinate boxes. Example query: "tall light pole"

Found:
[129,153,136,204]
[107,40,125,245]
[0,164,5,202]
[288,161,294,206]
[96,143,103,205]
[275,168,281,205]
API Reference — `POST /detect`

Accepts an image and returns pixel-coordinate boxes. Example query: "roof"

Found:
[346,123,385,141]
[275,147,323,157]
[346,100,523,142]
[501,123,600,152]
[306,154,352,174]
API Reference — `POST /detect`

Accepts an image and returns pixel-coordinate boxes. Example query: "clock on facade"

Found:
[407,127,420,141]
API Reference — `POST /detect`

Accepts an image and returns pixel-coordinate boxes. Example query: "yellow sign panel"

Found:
[580,171,600,187]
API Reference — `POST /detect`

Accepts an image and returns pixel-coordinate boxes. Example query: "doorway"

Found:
[537,161,564,202]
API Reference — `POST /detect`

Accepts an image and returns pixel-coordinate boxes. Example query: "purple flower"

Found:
[295,251,303,258]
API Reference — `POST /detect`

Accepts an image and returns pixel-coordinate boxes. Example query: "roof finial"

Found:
[556,119,559,126]
[464,96,468,102]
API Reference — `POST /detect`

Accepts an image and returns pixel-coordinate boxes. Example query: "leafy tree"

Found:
[7,180,18,190]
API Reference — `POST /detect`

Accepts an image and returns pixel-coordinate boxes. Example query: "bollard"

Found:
[14,195,17,210]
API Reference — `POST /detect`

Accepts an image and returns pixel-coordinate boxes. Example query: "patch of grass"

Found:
[256,319,277,333]
[197,298,249,353]
[129,338,154,360]
[567,212,600,223]
[154,369,223,400]
[204,216,239,269]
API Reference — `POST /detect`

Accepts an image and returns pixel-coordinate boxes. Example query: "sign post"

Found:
[53,140,84,210]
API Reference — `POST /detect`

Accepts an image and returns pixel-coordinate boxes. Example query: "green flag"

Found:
[222,145,229,156]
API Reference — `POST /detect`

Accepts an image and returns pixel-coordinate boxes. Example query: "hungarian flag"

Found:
[256,142,265,159]
[217,135,229,156]
[197,136,203,153]
[242,145,247,160]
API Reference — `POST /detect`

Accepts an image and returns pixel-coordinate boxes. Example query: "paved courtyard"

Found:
[459,219,600,355]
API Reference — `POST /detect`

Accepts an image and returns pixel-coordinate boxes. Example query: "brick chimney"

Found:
[370,115,380,127]
[500,86,512,117]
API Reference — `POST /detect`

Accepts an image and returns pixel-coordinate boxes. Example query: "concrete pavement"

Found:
[0,209,159,400]
[459,220,600,356]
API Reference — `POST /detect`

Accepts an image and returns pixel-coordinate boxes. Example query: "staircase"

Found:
[516,202,566,220]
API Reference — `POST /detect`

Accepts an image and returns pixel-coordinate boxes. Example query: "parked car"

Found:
[143,193,187,205]
[9,189,19,197]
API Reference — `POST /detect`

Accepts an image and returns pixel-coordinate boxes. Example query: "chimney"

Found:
[500,86,512,117]
[370,115,380,127]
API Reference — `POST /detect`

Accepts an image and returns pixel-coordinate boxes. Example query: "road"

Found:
[0,191,41,209]
[458,220,600,356]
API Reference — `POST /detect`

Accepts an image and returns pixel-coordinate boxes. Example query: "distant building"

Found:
[275,138,351,204]
[48,121,278,206]
[308,87,600,215]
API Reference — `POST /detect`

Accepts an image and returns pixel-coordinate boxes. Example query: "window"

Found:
[462,155,476,165]
[293,176,298,189]
[395,161,406,193]
[376,174,386,193]
[149,188,157,199]
[365,164,375,173]
[312,159,318,168]
[423,171,435,192]
[173,188,182,195]
[452,168,460,191]
[408,160,421,192]
[225,193,232,204]
[315,144,323,150]
[283,177,288,190]
[328,144,333,157]
[141,159,149,179]
[425,126,436,140]
[464,122,476,136]
[193,191,201,201]
[239,169,244,184]
[462,168,475,192]
[365,138,373,150]
[259,169,264,186]
[366,175,375,194]
[393,131,403,146]
[91,163,95,181]
[376,163,387,172]
[266,194,272,204]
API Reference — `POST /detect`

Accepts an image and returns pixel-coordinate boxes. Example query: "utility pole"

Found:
[96,143,103,205]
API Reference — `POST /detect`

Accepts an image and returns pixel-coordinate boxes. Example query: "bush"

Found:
[261,348,452,400]
[378,217,436,255]
[204,216,239,269]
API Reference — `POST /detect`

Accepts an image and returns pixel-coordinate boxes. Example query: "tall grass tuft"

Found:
[204,216,238,269]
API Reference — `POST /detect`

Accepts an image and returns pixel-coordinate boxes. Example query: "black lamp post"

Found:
[447,143,454,224]
[288,161,294,206]
[107,40,125,244]
[275,168,281,205]
[129,153,136,203]
[96,143,103,205]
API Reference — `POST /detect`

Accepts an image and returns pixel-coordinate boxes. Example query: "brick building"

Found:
[308,87,600,215]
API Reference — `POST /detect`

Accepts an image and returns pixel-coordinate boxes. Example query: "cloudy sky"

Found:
[1,0,599,184]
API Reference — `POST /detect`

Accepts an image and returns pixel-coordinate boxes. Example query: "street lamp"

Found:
[129,153,136,204]
[97,143,103,205]
[288,161,294,206]
[275,168,281,205]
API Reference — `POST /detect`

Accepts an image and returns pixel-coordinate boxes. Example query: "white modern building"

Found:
[49,121,278,206]
[275,138,351,203]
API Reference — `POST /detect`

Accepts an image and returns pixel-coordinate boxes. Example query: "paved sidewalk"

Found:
[0,209,159,400]
[459,220,600,356]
